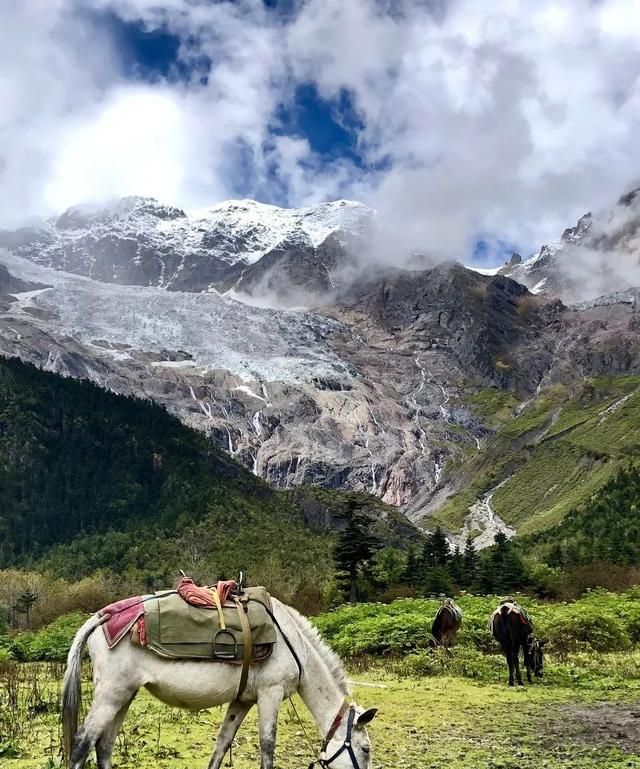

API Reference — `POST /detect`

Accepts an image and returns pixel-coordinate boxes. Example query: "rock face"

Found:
[0,263,47,297]
[1,193,640,545]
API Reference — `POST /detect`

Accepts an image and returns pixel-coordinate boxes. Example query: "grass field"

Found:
[4,591,640,768]
[3,660,640,769]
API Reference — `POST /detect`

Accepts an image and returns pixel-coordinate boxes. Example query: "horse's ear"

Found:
[357,708,378,726]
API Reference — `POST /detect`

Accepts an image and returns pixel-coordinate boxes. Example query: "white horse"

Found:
[62,597,377,769]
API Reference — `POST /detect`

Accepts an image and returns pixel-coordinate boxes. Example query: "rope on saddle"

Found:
[211,587,226,629]
[286,696,323,766]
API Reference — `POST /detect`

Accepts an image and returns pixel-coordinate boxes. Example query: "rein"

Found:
[247,598,304,681]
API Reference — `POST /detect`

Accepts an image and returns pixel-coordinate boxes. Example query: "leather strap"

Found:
[233,596,253,699]
[210,588,226,629]
[318,706,361,769]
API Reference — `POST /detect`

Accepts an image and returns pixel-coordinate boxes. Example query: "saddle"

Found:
[99,577,277,698]
[489,601,533,629]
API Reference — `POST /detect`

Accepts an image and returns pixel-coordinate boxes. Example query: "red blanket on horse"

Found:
[98,596,145,648]
[98,579,240,648]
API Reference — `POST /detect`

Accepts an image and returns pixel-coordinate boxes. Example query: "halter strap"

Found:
[321,700,351,751]
[309,701,362,769]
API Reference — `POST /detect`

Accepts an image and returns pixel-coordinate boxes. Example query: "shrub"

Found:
[0,646,12,664]
[10,613,87,662]
[545,612,631,654]
[314,590,640,662]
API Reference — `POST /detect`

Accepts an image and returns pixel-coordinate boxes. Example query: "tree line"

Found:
[333,511,528,603]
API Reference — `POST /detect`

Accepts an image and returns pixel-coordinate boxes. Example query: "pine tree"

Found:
[462,536,478,588]
[424,567,453,596]
[333,513,381,603]
[420,526,450,570]
[448,545,464,586]
[477,532,527,594]
[402,546,420,587]
[14,588,38,628]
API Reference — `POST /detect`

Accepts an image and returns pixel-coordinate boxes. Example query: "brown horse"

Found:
[490,601,546,686]
[431,598,463,648]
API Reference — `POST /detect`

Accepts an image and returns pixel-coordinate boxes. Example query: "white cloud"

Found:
[3,0,640,270]
[44,87,189,208]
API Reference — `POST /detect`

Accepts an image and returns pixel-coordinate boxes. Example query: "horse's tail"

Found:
[62,614,105,767]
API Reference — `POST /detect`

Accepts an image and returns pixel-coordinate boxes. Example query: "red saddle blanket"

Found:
[98,579,240,648]
[98,596,145,648]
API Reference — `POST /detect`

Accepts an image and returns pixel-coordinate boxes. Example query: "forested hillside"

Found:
[0,357,337,599]
[0,357,416,610]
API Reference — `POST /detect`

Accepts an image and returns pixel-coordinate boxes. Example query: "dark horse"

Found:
[431,598,463,648]
[490,601,546,686]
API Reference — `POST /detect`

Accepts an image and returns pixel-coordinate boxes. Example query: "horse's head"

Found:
[320,703,377,769]
[528,636,547,677]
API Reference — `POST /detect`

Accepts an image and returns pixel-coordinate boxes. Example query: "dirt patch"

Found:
[549,703,640,753]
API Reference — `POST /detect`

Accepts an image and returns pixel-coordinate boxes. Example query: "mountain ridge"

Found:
[0,196,373,299]
[0,190,639,550]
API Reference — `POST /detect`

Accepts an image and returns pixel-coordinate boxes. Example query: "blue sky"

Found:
[108,12,364,165]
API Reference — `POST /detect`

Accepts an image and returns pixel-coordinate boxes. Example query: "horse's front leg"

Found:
[257,687,284,769]
[523,644,533,684]
[208,699,254,769]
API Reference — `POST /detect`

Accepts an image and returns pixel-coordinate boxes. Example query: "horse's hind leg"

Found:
[208,699,254,769]
[95,690,138,769]
[70,687,136,769]
[505,649,515,686]
[513,648,524,686]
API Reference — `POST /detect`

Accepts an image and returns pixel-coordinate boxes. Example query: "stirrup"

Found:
[212,628,239,659]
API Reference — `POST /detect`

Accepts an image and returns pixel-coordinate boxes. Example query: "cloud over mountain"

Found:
[4,1,640,265]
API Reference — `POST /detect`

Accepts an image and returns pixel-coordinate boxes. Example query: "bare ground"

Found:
[550,703,640,754]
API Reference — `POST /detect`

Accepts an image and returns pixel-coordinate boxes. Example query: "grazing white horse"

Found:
[62,598,377,769]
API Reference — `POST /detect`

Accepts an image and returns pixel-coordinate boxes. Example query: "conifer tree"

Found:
[14,588,38,628]
[334,512,380,603]
[402,546,420,587]
[462,536,478,588]
[448,545,464,586]
[420,526,450,570]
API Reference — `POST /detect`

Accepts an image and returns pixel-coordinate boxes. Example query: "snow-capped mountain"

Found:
[0,197,372,299]
[502,187,640,300]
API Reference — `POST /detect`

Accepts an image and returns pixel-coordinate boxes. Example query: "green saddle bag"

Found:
[143,586,277,661]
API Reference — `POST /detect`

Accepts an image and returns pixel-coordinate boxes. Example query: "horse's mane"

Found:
[278,601,350,695]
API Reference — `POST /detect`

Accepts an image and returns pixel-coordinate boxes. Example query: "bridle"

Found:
[308,701,365,769]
